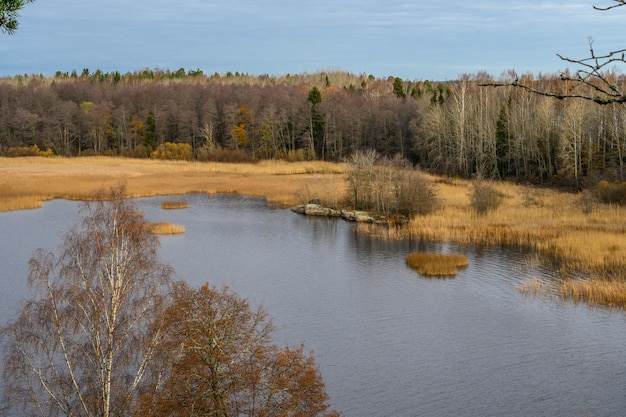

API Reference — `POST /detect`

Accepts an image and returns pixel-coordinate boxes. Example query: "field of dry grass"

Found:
[0,157,346,211]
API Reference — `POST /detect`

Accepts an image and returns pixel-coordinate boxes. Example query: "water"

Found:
[1,194,625,416]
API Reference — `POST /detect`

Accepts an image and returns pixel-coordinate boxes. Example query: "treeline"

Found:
[2,69,626,186]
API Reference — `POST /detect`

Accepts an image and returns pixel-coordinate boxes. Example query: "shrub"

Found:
[5,144,54,157]
[150,142,194,161]
[285,148,315,162]
[469,179,502,215]
[346,151,440,217]
[596,180,626,205]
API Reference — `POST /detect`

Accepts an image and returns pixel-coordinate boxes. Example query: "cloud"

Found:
[2,0,625,80]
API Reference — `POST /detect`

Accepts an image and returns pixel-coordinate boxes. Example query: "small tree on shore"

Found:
[347,150,440,217]
[469,178,503,215]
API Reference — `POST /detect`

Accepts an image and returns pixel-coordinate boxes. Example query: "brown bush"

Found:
[150,142,194,161]
[596,180,626,205]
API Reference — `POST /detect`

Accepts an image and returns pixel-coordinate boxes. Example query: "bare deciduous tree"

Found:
[1,184,173,417]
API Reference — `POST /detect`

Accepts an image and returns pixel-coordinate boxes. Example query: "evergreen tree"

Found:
[143,112,157,151]
[393,77,406,99]
[0,0,34,34]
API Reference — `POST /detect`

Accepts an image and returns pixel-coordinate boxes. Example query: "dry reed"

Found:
[0,157,346,211]
[520,277,626,310]
[360,177,626,308]
[161,200,190,209]
[405,252,469,277]
[147,222,185,235]
[361,179,626,279]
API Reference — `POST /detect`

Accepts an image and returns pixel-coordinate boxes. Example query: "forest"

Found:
[2,68,626,189]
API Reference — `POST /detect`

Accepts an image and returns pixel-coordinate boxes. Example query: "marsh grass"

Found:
[557,278,626,309]
[0,157,346,211]
[521,277,626,310]
[161,201,190,209]
[361,179,626,279]
[147,222,185,234]
[360,177,626,308]
[0,195,48,211]
[405,252,469,277]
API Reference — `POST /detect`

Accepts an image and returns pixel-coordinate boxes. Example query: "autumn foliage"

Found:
[137,281,338,417]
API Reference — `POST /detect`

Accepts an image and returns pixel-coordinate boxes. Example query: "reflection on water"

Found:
[1,194,625,417]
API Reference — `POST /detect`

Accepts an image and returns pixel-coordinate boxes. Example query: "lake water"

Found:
[1,194,625,416]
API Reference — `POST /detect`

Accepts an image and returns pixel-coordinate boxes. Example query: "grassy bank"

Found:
[357,176,626,308]
[0,156,345,211]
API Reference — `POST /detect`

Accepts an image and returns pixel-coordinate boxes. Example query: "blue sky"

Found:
[1,0,625,80]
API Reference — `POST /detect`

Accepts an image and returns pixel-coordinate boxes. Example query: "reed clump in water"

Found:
[161,200,190,209]
[147,222,185,234]
[405,252,469,277]
[557,278,626,309]
[521,277,626,310]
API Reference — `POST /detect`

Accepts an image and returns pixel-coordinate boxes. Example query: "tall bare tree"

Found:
[1,184,173,417]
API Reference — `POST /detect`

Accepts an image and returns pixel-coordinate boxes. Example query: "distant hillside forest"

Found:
[2,68,626,187]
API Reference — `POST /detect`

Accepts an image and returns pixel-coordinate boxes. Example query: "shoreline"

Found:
[2,156,625,309]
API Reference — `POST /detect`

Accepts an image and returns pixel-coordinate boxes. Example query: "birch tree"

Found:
[1,184,173,417]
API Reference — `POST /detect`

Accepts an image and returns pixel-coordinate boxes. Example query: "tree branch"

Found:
[482,1,626,105]
[594,0,626,10]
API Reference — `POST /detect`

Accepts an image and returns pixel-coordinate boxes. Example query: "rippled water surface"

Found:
[1,194,625,416]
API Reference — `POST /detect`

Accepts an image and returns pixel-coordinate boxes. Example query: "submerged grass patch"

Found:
[405,252,469,277]
[161,200,190,209]
[147,222,185,235]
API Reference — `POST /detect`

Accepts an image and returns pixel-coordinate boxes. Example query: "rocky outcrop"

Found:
[290,204,378,223]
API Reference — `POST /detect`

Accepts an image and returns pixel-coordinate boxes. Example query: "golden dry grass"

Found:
[147,222,186,235]
[161,201,190,209]
[357,176,626,308]
[405,252,469,277]
[0,157,346,211]
[360,178,626,279]
[521,278,626,310]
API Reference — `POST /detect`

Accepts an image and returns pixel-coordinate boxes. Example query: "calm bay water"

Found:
[1,194,625,416]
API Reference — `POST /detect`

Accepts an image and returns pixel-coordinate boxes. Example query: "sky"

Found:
[1,0,625,81]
